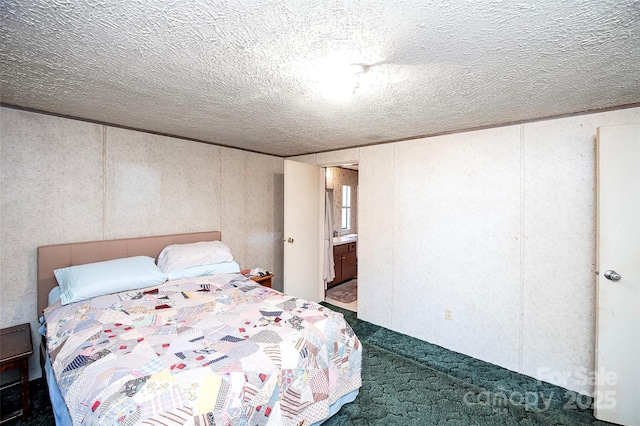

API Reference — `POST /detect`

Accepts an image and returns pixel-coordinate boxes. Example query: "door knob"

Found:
[604,270,621,281]
[283,237,294,243]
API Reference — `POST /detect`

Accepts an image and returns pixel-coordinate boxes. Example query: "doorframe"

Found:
[320,162,360,303]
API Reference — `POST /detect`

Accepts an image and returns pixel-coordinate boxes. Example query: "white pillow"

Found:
[157,241,234,273]
[167,260,241,280]
[54,256,167,305]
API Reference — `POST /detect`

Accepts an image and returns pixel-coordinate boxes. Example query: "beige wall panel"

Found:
[220,148,284,291]
[289,148,361,167]
[315,148,360,166]
[0,107,104,378]
[104,128,221,238]
[522,107,640,395]
[357,143,395,329]
[287,154,317,165]
[390,127,522,371]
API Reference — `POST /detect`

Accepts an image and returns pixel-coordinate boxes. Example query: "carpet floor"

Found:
[1,303,612,425]
[321,303,612,426]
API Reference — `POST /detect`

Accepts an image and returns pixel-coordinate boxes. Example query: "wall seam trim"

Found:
[102,125,107,239]
[518,124,525,372]
[390,145,396,330]
[218,147,222,233]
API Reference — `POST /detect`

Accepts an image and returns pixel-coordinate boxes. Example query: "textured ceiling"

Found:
[1,1,639,157]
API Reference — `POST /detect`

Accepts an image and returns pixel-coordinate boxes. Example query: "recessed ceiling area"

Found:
[1,1,639,157]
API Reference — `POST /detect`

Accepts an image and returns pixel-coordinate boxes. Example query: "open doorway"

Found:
[324,164,358,312]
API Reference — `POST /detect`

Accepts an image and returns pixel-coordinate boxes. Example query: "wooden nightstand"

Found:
[249,274,274,288]
[0,323,33,423]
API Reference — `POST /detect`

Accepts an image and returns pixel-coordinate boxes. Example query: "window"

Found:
[341,185,351,230]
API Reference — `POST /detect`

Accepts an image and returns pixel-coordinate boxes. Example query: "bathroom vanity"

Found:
[329,234,357,288]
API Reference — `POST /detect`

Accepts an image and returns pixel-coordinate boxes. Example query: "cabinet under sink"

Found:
[328,241,357,288]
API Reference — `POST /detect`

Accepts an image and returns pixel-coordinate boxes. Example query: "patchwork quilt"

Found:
[44,274,362,425]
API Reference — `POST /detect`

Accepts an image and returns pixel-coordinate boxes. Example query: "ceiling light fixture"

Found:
[310,58,372,102]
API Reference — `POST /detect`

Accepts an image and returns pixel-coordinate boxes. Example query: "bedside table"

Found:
[0,323,33,423]
[249,274,274,288]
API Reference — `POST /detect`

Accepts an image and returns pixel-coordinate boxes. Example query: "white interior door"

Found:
[595,124,640,426]
[283,160,324,301]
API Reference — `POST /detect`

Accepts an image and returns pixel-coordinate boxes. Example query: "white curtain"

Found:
[323,191,335,286]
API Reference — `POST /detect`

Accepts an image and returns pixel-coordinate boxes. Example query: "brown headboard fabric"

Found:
[37,231,222,317]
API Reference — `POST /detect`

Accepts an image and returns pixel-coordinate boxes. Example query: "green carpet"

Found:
[1,303,612,425]
[321,302,612,425]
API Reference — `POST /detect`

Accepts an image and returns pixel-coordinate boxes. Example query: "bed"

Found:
[37,231,361,425]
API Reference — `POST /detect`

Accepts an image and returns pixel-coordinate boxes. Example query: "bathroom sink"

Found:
[333,234,357,245]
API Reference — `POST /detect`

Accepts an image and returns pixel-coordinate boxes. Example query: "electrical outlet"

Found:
[445,308,453,320]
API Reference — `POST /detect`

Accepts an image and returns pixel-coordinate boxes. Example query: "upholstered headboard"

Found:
[36,231,222,316]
